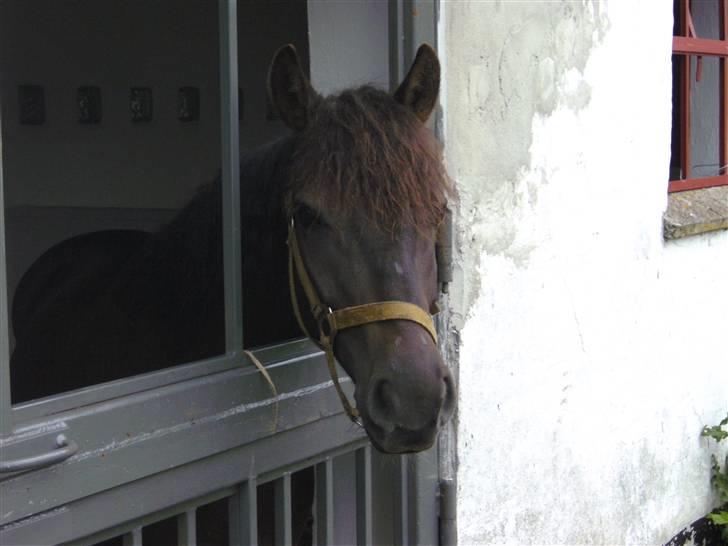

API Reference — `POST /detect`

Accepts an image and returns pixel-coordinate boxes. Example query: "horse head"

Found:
[268,44,455,454]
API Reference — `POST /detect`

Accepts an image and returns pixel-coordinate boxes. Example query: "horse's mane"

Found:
[287,85,451,233]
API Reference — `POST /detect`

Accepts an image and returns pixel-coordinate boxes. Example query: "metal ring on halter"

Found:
[316,306,336,344]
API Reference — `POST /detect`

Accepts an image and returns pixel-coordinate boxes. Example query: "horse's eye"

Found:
[296,203,325,229]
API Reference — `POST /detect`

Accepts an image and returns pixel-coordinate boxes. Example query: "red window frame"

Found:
[669,0,728,192]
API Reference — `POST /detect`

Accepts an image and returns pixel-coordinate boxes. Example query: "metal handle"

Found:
[0,434,78,473]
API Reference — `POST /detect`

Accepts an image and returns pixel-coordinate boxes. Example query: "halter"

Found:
[287,218,438,424]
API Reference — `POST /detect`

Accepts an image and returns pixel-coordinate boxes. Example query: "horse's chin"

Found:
[360,416,439,454]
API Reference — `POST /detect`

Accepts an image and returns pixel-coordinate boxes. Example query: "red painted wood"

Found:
[673,36,728,57]
[668,175,728,193]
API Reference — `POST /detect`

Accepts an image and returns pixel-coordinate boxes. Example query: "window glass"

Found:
[692,0,721,40]
[690,55,721,178]
[1,0,223,403]
[668,0,726,183]
[237,0,310,348]
[2,0,392,404]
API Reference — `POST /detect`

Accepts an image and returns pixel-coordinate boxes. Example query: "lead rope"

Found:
[243,349,279,434]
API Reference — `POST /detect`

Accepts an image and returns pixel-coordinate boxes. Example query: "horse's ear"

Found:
[268,44,316,131]
[394,44,440,123]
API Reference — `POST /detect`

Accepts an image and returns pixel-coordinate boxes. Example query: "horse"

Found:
[12,42,455,453]
[10,43,455,544]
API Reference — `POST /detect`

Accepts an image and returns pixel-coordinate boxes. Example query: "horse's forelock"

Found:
[287,86,451,233]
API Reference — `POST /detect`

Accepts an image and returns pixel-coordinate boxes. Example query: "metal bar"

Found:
[12,339,313,424]
[395,455,409,546]
[0,109,12,437]
[388,0,405,91]
[122,528,142,546]
[218,0,243,353]
[439,478,457,546]
[229,480,258,546]
[331,452,357,546]
[70,489,235,546]
[402,0,415,69]
[406,449,439,546]
[673,36,728,56]
[0,433,78,473]
[177,509,196,546]
[315,458,334,545]
[668,174,728,192]
[355,447,372,545]
[274,473,293,546]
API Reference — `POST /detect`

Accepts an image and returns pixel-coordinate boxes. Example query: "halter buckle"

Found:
[316,305,336,345]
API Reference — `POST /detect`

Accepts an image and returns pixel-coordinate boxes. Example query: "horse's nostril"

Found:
[440,371,456,416]
[373,379,399,416]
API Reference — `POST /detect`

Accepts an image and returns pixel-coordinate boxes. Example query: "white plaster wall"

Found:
[441,1,728,544]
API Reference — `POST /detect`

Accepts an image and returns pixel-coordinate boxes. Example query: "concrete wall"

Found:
[440,1,728,544]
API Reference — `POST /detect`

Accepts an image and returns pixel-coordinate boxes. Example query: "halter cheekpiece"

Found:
[287,218,439,424]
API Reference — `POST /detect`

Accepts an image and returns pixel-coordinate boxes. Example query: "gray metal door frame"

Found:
[0,1,444,544]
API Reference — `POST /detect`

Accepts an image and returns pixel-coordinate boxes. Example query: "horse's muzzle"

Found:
[359,364,455,454]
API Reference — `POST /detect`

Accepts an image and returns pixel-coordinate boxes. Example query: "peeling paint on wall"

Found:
[444,2,608,324]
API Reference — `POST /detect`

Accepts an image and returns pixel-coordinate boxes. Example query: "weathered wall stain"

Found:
[444,1,608,324]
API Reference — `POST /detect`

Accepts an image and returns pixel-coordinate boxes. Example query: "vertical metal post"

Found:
[315,459,334,546]
[177,509,197,546]
[439,478,457,546]
[394,455,409,546]
[407,449,439,546]
[388,0,405,90]
[355,446,373,545]
[332,453,357,545]
[274,474,293,546]
[218,0,243,353]
[229,479,258,546]
[122,527,143,546]
[0,108,12,438]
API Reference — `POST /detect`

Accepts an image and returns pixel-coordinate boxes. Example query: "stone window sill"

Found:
[663,185,728,240]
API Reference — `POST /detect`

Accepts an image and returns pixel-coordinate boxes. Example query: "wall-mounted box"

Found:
[178,87,199,122]
[130,87,153,122]
[77,86,102,124]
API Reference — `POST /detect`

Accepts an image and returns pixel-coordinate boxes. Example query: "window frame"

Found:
[669,0,728,193]
[0,0,280,427]
[0,0,363,528]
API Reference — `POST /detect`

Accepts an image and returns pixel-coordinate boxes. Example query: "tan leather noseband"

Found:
[287,218,438,424]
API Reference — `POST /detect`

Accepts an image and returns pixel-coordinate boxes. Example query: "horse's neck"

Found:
[126,136,294,306]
